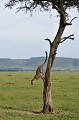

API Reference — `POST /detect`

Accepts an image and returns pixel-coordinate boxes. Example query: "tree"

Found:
[5,0,79,114]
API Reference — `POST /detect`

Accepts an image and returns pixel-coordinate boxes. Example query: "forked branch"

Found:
[53,5,64,16]
[59,34,74,43]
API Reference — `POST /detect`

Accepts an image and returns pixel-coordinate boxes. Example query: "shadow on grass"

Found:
[0,106,71,115]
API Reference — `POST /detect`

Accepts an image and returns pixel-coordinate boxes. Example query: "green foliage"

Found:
[0,72,79,119]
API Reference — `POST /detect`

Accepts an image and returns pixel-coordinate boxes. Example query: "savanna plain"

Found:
[0,72,79,120]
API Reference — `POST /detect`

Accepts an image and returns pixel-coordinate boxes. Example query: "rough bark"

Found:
[43,1,67,114]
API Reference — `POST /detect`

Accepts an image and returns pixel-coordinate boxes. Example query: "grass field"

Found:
[0,72,79,120]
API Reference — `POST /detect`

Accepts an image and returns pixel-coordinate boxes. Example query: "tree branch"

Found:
[59,34,74,43]
[70,17,77,24]
[53,4,65,17]
[65,17,77,26]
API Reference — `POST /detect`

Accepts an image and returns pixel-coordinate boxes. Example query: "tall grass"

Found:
[0,72,79,120]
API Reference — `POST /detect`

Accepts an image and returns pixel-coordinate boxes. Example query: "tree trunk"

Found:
[43,54,54,113]
[43,2,67,114]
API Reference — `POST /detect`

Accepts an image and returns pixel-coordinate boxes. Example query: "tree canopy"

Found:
[5,0,79,13]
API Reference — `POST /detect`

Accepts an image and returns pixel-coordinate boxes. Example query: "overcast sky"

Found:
[0,1,79,59]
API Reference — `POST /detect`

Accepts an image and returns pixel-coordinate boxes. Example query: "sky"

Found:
[0,0,79,59]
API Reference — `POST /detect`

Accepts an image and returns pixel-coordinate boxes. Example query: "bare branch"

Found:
[45,38,52,46]
[65,17,77,26]
[59,34,74,43]
[70,17,77,24]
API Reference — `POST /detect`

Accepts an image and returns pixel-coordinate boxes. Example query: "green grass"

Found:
[0,72,79,120]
